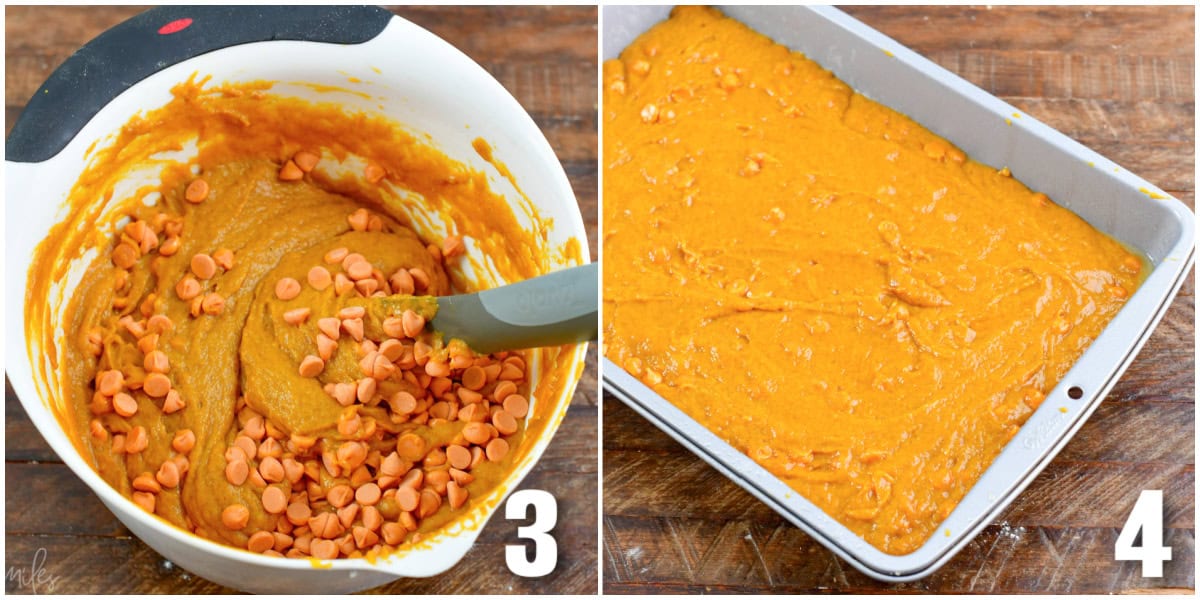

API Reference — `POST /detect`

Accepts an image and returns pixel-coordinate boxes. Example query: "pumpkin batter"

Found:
[603,6,1144,554]
[28,77,581,558]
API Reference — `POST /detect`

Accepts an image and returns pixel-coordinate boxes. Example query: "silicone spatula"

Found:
[373,262,597,354]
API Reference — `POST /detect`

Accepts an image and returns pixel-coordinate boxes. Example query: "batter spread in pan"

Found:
[602,7,1143,554]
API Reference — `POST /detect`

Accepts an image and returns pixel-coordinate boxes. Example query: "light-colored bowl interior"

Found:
[6,14,588,594]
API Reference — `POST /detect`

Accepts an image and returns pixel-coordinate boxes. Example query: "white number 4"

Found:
[505,489,558,577]
[1115,490,1172,577]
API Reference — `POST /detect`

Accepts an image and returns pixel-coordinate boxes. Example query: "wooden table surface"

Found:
[4,5,598,594]
[602,5,1195,594]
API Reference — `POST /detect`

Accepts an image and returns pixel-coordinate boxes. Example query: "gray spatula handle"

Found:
[432,262,598,354]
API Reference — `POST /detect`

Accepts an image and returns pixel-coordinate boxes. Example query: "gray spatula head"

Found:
[374,262,597,354]
[435,262,597,354]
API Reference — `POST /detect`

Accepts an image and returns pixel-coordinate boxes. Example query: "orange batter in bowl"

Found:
[29,77,580,560]
[602,6,1144,554]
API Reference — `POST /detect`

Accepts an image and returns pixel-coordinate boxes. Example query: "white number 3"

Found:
[505,489,558,577]
[1115,490,1172,577]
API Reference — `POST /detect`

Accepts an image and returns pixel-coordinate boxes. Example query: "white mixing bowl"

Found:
[5,6,589,594]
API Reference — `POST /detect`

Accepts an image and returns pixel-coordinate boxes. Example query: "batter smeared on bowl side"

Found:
[29,77,581,560]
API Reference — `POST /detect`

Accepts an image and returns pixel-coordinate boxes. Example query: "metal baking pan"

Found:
[600,5,1195,582]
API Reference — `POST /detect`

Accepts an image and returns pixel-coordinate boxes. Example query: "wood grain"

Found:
[602,4,1195,594]
[603,513,1195,594]
[4,5,598,594]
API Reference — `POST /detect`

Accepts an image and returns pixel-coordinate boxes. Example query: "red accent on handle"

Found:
[157,18,193,35]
